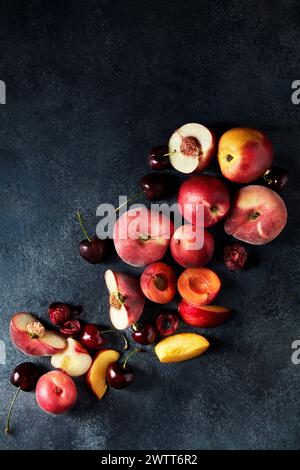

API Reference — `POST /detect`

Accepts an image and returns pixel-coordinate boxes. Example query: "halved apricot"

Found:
[177,267,221,306]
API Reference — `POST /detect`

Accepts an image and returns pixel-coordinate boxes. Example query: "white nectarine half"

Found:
[105,270,145,329]
[51,338,92,377]
[10,312,67,356]
[169,123,216,174]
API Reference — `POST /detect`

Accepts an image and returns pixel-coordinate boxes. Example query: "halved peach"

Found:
[177,267,221,306]
[140,262,176,304]
[155,333,209,362]
[178,299,231,327]
[10,312,67,356]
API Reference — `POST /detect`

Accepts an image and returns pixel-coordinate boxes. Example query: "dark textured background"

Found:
[0,0,300,450]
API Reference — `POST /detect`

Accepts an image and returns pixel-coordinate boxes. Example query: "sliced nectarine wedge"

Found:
[178,299,231,327]
[86,349,120,400]
[177,267,221,306]
[155,333,209,363]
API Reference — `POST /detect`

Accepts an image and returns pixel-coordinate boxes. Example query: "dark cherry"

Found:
[77,212,111,264]
[131,322,157,345]
[79,236,111,264]
[10,362,40,392]
[80,324,105,350]
[6,362,40,434]
[156,311,180,336]
[140,173,171,201]
[148,145,171,170]
[261,167,288,192]
[106,363,134,389]
[106,349,141,389]
[80,324,128,351]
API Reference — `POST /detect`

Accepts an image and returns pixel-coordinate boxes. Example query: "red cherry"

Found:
[80,324,105,350]
[106,349,141,389]
[131,322,157,345]
[148,145,171,170]
[77,212,111,264]
[106,363,134,389]
[156,311,179,336]
[140,173,172,201]
[6,363,40,434]
[261,167,288,193]
[80,324,128,351]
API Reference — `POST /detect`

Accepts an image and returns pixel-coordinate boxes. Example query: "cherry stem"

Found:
[115,191,145,213]
[76,211,91,242]
[162,150,176,157]
[101,330,129,350]
[122,348,142,369]
[5,387,21,435]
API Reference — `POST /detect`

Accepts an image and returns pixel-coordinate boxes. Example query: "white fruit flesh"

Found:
[40,331,67,349]
[105,269,130,329]
[169,123,213,173]
[51,338,92,377]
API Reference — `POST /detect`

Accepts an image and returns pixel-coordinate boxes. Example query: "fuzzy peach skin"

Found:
[105,270,145,329]
[170,224,214,267]
[10,312,67,356]
[113,207,174,267]
[36,371,77,415]
[218,127,273,183]
[178,299,231,328]
[178,175,230,227]
[224,185,287,245]
[140,262,177,304]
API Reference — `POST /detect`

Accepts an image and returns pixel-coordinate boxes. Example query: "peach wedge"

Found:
[155,333,209,363]
[86,349,120,400]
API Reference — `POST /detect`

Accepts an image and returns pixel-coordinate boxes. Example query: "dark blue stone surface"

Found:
[0,0,299,450]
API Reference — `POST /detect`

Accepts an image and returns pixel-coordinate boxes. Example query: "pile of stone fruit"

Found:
[6,124,288,434]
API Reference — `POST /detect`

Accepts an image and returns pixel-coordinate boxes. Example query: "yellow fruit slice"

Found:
[86,349,120,399]
[155,333,209,363]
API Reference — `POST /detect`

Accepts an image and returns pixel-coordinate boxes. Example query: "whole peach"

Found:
[224,185,287,245]
[218,128,273,183]
[178,175,230,227]
[113,207,174,267]
[171,224,214,267]
[36,371,77,415]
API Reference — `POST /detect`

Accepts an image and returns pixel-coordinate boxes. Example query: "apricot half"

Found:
[155,333,209,363]
[177,267,221,306]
